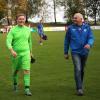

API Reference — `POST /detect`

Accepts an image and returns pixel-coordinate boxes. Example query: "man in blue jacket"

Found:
[64,13,94,96]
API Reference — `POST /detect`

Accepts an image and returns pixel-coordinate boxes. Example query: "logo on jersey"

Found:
[72,29,76,31]
[84,29,87,32]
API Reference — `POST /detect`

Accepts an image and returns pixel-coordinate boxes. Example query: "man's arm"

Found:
[87,26,94,47]
[84,26,94,49]
[28,31,32,56]
[6,29,17,57]
[6,30,13,49]
[64,27,71,59]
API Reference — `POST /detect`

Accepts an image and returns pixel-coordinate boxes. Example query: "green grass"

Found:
[0,30,100,100]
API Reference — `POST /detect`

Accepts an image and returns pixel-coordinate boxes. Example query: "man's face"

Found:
[17,16,26,26]
[73,15,82,25]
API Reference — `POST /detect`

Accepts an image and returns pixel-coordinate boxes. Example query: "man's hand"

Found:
[64,54,69,59]
[84,44,91,49]
[10,48,17,58]
[30,52,36,63]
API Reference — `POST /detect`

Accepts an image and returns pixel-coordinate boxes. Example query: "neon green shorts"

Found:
[11,51,31,70]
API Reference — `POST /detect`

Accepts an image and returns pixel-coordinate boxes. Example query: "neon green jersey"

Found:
[6,25,32,52]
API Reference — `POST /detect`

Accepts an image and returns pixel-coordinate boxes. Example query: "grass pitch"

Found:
[0,30,100,100]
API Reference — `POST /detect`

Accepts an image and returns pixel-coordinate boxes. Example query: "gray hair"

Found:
[74,13,84,21]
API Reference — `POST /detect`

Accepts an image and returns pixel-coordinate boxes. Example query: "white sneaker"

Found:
[25,89,32,96]
[77,89,84,96]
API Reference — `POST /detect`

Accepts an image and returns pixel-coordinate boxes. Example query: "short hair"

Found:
[74,13,84,21]
[16,13,26,19]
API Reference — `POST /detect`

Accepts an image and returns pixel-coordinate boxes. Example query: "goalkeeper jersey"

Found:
[6,25,32,52]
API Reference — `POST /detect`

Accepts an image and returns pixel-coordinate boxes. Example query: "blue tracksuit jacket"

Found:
[64,23,94,55]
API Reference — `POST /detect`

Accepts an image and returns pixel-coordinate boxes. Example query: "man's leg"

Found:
[39,34,43,45]
[38,30,43,45]
[22,52,32,96]
[13,70,19,91]
[24,70,32,96]
[80,55,88,83]
[12,56,21,91]
[72,53,83,95]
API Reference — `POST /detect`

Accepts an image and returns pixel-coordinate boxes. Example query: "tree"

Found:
[28,0,52,23]
[0,0,7,20]
[27,0,44,16]
[53,0,56,23]
[1,0,45,24]
[66,0,85,21]
[56,0,85,22]
[84,0,100,25]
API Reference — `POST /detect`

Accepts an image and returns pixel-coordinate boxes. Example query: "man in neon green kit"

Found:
[6,14,32,96]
